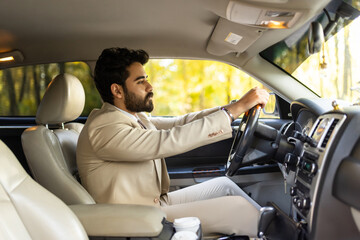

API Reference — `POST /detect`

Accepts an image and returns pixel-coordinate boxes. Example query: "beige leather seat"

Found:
[21,73,95,205]
[0,140,89,240]
[19,74,170,239]
[0,139,168,239]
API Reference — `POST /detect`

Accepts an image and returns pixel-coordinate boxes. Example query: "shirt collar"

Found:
[113,105,138,122]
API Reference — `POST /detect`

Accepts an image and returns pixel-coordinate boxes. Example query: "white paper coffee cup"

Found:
[173,217,200,233]
[171,231,198,240]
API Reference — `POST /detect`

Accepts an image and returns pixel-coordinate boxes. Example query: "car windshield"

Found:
[261,0,360,104]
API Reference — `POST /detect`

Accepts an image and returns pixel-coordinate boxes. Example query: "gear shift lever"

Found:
[258,206,276,238]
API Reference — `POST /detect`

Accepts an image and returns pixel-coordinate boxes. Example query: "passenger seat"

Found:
[21,73,95,205]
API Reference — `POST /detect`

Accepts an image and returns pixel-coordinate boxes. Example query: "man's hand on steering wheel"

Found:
[222,87,269,120]
[221,87,270,177]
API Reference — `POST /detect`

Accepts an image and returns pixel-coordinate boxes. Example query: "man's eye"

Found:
[137,80,144,84]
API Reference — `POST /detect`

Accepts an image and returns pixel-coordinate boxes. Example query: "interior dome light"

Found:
[260,20,287,29]
[0,56,15,62]
[0,50,24,64]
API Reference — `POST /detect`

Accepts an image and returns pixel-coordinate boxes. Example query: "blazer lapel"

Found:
[139,115,163,184]
[153,159,162,184]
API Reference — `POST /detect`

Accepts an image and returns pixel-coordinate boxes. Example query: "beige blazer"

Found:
[77,102,232,206]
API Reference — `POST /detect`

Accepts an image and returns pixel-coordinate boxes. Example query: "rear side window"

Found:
[0,62,102,116]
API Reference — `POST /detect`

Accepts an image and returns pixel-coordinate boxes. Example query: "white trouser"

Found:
[160,176,261,236]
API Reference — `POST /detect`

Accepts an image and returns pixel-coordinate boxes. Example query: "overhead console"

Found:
[206,0,309,56]
[226,0,303,29]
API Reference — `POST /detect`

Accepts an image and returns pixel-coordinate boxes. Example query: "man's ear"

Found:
[110,83,123,99]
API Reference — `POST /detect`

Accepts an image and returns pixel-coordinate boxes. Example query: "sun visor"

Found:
[206,18,264,56]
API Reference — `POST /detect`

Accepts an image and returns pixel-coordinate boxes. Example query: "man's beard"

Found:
[123,87,154,113]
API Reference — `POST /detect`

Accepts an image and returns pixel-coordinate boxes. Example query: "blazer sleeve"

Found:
[149,107,221,130]
[88,110,232,162]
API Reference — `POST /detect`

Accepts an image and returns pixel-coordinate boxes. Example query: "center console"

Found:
[290,113,346,231]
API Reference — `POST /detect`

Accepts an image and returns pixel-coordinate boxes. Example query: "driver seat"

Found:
[21,73,95,205]
[0,140,88,240]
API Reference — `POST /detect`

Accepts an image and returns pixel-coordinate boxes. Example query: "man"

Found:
[77,47,269,236]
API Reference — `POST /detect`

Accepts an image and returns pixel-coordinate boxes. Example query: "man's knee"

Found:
[215,177,241,195]
[209,196,259,236]
[211,176,234,186]
[222,195,255,208]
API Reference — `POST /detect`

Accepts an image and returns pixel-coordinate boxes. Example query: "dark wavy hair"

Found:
[94,47,149,104]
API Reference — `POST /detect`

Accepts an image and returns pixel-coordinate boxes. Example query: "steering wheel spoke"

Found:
[226,105,262,177]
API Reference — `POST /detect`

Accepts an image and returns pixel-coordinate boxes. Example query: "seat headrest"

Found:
[36,73,85,125]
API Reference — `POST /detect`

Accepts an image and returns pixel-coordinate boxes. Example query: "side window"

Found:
[0,60,276,119]
[145,59,277,118]
[0,62,102,117]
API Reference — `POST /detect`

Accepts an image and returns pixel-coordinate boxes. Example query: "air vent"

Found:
[321,119,339,148]
[311,118,322,138]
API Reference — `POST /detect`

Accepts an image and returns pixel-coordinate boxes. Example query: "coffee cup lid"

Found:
[173,217,200,228]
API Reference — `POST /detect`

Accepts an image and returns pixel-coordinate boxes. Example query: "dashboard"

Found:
[281,99,360,239]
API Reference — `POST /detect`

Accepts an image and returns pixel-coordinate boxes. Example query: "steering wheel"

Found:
[225,105,261,177]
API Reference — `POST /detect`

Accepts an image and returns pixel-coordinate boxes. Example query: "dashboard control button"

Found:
[296,199,304,209]
[310,163,318,175]
[290,187,297,196]
[302,198,310,210]
[302,161,318,176]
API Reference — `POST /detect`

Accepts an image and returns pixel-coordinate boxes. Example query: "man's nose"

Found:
[146,81,153,92]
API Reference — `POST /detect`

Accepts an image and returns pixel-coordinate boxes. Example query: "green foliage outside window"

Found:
[0,60,273,118]
[293,17,360,103]
[261,0,360,104]
[0,62,101,117]
[145,59,267,116]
